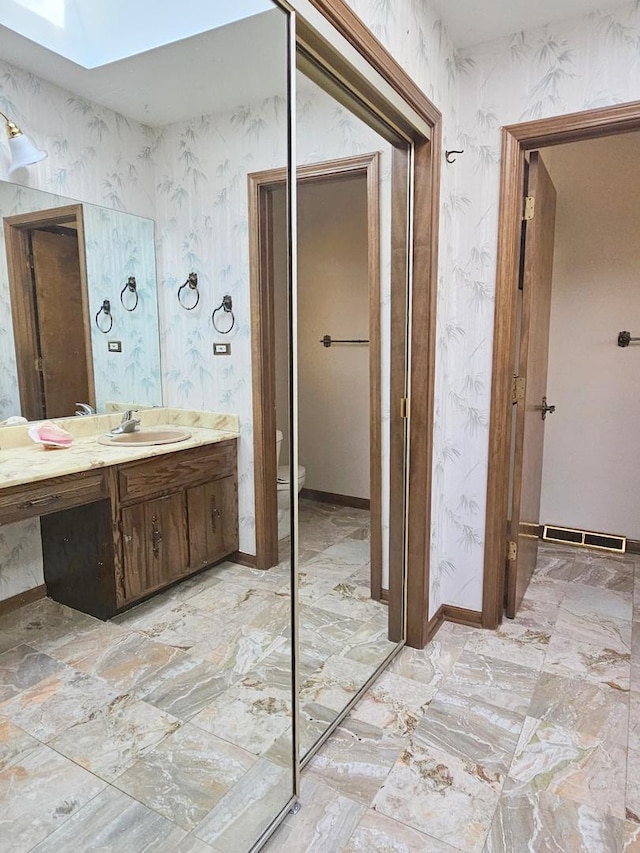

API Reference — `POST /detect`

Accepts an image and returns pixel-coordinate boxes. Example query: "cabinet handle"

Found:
[151,515,162,556]
[211,498,221,534]
[17,494,62,510]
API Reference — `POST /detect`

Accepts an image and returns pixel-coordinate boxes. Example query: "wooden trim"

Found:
[0,585,46,616]
[380,588,389,603]
[230,551,258,569]
[303,0,442,129]
[249,172,279,570]
[300,488,370,511]
[626,539,640,555]
[387,145,409,644]
[405,134,441,648]
[483,101,640,630]
[425,605,445,641]
[249,153,382,581]
[442,604,483,628]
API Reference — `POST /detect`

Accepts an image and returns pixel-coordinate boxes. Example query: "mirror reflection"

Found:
[292,71,408,755]
[0,183,161,420]
[0,4,294,852]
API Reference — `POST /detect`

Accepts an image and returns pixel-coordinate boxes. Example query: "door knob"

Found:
[541,396,556,420]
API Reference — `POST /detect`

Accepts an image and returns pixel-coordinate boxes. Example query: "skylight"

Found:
[1,0,274,68]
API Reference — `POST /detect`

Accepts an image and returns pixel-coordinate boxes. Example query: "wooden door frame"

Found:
[483,100,640,630]
[249,153,383,589]
[3,204,95,420]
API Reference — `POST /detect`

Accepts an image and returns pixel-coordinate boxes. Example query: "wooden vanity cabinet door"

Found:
[121,492,189,603]
[187,475,238,570]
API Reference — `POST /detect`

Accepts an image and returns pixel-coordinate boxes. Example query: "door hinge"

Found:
[523,196,535,221]
[400,397,409,419]
[512,375,526,403]
[507,540,518,561]
[35,356,43,374]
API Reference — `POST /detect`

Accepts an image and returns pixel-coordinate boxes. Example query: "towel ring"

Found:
[212,294,234,334]
[120,276,139,312]
[178,272,200,310]
[95,299,113,333]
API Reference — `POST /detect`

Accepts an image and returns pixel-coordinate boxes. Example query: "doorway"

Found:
[4,204,95,420]
[249,153,383,592]
[484,101,640,628]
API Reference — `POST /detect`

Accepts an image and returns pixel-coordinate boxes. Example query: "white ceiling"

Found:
[3,0,274,68]
[0,7,288,126]
[434,0,627,48]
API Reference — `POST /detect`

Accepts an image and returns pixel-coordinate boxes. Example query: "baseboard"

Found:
[229,551,258,569]
[425,605,445,641]
[442,604,484,627]
[424,602,483,642]
[0,584,46,616]
[300,488,370,511]
[626,539,640,555]
[380,588,389,603]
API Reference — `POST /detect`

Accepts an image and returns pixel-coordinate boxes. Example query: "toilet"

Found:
[276,429,305,539]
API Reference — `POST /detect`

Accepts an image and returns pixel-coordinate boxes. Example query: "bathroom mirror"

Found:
[0,182,162,420]
[0,3,296,852]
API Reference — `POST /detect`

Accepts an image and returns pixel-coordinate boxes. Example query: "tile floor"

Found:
[3,529,635,852]
[0,499,395,852]
[267,542,640,852]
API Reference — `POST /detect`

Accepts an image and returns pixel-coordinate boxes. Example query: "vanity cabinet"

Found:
[121,492,190,603]
[187,475,238,571]
[116,440,238,609]
[5,438,239,619]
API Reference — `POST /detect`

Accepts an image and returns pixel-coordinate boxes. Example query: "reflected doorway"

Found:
[4,205,94,420]
[249,154,383,601]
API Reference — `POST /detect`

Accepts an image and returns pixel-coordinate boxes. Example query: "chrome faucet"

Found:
[110,409,141,434]
[75,402,95,416]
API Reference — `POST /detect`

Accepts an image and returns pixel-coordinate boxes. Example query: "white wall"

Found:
[539,133,640,538]
[298,176,369,499]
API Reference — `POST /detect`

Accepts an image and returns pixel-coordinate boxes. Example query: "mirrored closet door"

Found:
[0,4,296,852]
[291,61,412,755]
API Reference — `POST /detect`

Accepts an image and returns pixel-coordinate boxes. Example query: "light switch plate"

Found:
[213,343,231,355]
[108,340,122,352]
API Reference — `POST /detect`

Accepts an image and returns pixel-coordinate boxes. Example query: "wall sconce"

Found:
[0,109,47,173]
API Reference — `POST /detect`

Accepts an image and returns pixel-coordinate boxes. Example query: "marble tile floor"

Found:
[266,542,640,853]
[0,499,394,852]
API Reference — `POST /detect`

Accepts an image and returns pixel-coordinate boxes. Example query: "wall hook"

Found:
[95,298,113,333]
[120,276,139,312]
[445,149,464,163]
[178,272,200,310]
[212,294,235,334]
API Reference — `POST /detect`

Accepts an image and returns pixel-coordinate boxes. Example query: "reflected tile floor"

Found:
[0,499,392,852]
[267,542,640,852]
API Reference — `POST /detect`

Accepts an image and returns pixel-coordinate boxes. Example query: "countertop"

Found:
[0,408,239,490]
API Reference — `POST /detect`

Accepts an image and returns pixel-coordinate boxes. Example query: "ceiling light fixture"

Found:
[0,109,47,173]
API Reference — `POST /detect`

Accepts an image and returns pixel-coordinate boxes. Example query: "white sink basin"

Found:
[98,427,192,447]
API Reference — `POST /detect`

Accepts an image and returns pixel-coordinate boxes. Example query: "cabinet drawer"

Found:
[0,470,109,525]
[118,440,236,504]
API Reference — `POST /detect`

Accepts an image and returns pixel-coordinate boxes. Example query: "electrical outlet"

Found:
[213,343,231,356]
[108,340,122,352]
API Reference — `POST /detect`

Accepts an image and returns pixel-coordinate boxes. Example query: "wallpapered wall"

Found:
[441,0,640,612]
[152,71,392,559]
[343,0,640,615]
[2,0,639,613]
[0,63,156,600]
